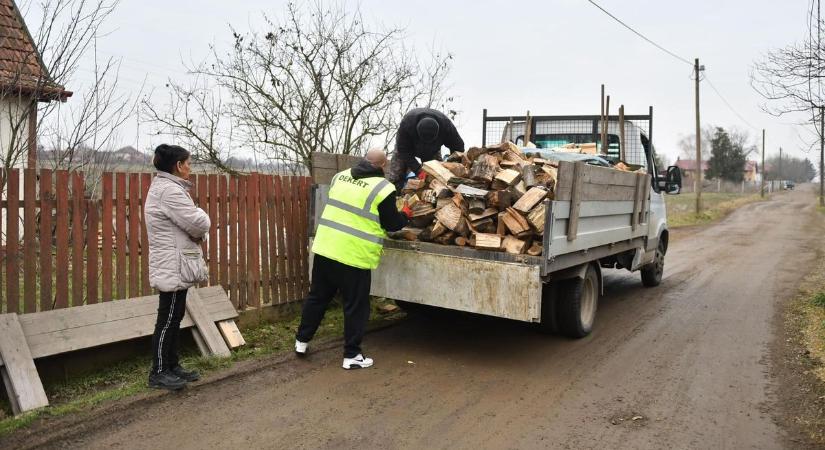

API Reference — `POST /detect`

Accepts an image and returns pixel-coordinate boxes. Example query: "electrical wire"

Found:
[587,0,761,132]
[703,74,759,131]
[585,0,693,66]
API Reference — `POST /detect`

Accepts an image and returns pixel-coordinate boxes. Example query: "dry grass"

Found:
[665,193,766,228]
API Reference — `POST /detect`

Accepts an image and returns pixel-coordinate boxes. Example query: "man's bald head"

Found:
[365,149,387,169]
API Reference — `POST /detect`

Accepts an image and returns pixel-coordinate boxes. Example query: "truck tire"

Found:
[557,264,599,338]
[640,240,665,287]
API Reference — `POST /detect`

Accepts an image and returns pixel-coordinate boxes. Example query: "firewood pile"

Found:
[389,142,555,255]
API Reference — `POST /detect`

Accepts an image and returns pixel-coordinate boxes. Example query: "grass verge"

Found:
[0,297,403,437]
[786,251,825,444]
[666,192,766,228]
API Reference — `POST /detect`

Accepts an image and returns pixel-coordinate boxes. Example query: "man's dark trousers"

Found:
[296,254,372,358]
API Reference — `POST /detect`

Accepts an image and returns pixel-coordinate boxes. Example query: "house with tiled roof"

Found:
[0,0,71,168]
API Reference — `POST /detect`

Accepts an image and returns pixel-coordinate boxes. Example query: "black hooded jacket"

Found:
[350,159,408,232]
[394,108,464,174]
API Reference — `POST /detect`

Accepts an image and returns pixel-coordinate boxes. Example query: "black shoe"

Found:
[171,365,200,382]
[148,370,186,391]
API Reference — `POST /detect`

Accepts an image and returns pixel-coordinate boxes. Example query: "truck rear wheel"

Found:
[640,240,665,287]
[557,264,599,338]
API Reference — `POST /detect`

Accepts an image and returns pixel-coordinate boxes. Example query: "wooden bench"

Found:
[0,286,244,415]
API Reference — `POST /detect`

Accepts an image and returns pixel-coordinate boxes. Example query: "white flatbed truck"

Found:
[310,110,682,337]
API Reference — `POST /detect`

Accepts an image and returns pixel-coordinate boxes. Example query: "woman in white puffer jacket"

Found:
[144,144,210,390]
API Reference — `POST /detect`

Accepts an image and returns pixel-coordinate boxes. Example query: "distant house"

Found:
[674,158,709,179]
[743,160,759,182]
[0,0,71,168]
[675,157,760,182]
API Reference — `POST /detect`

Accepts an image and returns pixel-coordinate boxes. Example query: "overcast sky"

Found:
[61,0,816,165]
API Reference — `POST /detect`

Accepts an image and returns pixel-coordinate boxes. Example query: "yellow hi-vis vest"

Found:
[312,169,395,270]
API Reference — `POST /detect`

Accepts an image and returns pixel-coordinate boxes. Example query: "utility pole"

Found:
[761,129,765,198]
[779,147,783,184]
[694,58,703,213]
[816,0,825,206]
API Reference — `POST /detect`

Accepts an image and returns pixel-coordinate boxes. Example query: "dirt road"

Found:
[16,188,825,449]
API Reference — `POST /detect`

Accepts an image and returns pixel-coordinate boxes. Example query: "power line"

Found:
[585,0,693,66]
[587,0,760,133]
[703,74,759,131]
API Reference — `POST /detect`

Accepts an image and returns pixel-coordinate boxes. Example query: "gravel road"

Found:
[9,187,823,449]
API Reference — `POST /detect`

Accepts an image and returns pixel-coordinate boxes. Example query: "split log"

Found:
[514,180,528,195]
[469,207,498,222]
[527,241,543,256]
[448,177,489,189]
[434,231,456,245]
[512,187,547,213]
[522,165,538,189]
[422,160,455,185]
[468,198,485,214]
[390,227,423,241]
[442,162,469,178]
[436,197,453,211]
[502,235,528,254]
[446,152,465,163]
[471,217,496,234]
[470,154,499,183]
[402,178,424,192]
[470,233,502,251]
[486,190,512,211]
[420,189,437,204]
[496,212,507,236]
[430,220,448,238]
[492,169,521,190]
[452,193,468,214]
[527,202,546,234]
[501,207,532,237]
[454,236,469,246]
[466,146,488,162]
[455,184,489,198]
[435,203,469,236]
[429,179,453,198]
[418,225,435,242]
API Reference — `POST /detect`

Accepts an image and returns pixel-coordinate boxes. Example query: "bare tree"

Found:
[751,2,824,204]
[141,76,240,174]
[0,0,139,183]
[676,127,713,160]
[145,1,454,173]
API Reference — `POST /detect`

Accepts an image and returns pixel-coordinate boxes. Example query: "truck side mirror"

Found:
[665,166,681,194]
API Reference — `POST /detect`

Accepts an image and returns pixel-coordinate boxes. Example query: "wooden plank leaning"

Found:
[186,289,232,357]
[0,314,48,414]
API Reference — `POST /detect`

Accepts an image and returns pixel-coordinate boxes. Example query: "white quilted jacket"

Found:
[144,172,211,292]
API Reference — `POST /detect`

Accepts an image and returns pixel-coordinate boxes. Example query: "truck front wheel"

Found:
[557,263,599,338]
[640,240,665,287]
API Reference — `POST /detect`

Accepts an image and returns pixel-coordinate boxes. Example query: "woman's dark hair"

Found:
[153,144,190,174]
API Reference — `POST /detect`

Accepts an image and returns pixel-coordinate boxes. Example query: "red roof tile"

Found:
[0,0,69,101]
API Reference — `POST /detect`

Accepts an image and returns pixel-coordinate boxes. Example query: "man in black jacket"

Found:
[388,108,465,189]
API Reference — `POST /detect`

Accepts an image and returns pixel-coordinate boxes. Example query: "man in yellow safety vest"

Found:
[296,149,411,369]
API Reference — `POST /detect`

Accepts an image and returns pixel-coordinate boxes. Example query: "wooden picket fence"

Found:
[0,168,312,314]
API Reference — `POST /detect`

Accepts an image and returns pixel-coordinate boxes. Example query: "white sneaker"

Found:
[342,354,373,370]
[295,340,308,356]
